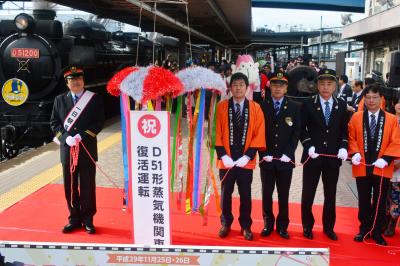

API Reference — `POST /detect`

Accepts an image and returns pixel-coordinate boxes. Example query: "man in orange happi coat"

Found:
[348,84,400,246]
[215,72,266,241]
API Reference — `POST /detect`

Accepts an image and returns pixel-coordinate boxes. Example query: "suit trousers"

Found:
[301,159,339,231]
[260,164,293,230]
[62,162,96,225]
[356,175,389,236]
[219,167,253,229]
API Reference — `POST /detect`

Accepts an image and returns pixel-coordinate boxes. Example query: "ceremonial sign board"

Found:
[0,242,329,265]
[130,111,171,245]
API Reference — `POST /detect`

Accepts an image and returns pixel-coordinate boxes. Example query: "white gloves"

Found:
[351,153,362,165]
[263,155,273,162]
[337,148,348,161]
[53,137,60,146]
[74,134,82,143]
[66,136,77,147]
[235,155,250,168]
[280,154,291,163]
[373,158,388,169]
[221,155,235,168]
[308,146,319,159]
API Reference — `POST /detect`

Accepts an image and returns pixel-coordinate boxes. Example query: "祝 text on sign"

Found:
[130,111,171,245]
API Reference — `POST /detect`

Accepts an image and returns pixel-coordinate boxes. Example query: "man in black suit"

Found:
[348,79,364,112]
[259,71,301,239]
[337,74,353,105]
[50,66,104,234]
[300,69,349,241]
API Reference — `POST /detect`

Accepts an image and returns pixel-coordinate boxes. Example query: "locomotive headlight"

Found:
[14,13,34,32]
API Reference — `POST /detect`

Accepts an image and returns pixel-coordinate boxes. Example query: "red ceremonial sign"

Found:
[11,48,40,59]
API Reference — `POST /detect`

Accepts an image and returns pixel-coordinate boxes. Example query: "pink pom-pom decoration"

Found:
[106,66,138,96]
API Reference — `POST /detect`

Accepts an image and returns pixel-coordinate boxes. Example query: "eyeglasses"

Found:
[364,96,380,101]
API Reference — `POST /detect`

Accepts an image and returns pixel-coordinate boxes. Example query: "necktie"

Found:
[351,93,357,104]
[324,101,331,125]
[235,103,241,126]
[73,95,79,105]
[274,101,280,115]
[370,114,376,139]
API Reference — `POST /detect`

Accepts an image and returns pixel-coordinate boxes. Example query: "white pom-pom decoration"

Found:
[176,67,226,94]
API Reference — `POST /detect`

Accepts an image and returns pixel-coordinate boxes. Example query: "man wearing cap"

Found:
[259,71,301,239]
[50,66,104,234]
[300,69,349,240]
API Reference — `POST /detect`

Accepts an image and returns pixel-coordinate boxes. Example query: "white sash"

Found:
[63,90,95,132]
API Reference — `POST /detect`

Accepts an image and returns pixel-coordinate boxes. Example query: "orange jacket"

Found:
[216,99,266,169]
[348,110,400,178]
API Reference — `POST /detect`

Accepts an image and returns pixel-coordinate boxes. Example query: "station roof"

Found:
[342,4,400,40]
[45,0,252,47]
[248,31,324,48]
[252,0,365,13]
[22,0,338,49]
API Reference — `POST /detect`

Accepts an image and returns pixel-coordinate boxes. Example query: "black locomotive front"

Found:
[0,12,136,159]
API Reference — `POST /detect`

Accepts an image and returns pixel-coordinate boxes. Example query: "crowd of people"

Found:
[214,65,400,247]
[51,55,400,248]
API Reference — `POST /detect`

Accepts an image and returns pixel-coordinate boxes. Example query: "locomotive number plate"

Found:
[11,48,40,59]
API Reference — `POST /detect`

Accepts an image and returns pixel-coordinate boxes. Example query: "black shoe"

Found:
[241,228,253,241]
[324,230,338,241]
[62,223,82,233]
[303,228,313,239]
[277,229,290,239]
[354,232,370,242]
[372,234,387,246]
[218,226,231,238]
[260,227,273,237]
[384,217,398,237]
[84,224,96,234]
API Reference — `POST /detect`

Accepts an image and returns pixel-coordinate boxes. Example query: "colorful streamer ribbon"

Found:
[192,89,206,212]
[170,95,183,193]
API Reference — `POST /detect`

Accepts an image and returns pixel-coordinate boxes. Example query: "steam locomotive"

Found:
[0,10,161,159]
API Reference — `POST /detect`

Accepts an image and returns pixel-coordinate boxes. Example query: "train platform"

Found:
[0,116,399,265]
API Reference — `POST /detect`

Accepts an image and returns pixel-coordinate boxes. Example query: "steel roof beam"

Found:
[125,0,226,47]
[206,0,239,43]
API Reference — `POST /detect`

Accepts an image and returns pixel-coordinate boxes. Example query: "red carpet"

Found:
[0,184,399,265]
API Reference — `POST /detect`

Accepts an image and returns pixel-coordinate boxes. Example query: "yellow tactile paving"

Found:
[0,132,121,212]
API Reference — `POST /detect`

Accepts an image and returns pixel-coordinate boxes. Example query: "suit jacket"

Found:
[215,98,266,170]
[337,84,353,105]
[348,110,400,178]
[50,90,105,164]
[300,95,349,167]
[350,93,363,111]
[259,96,301,169]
